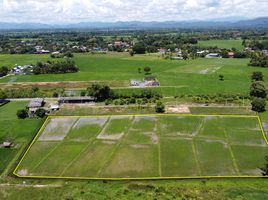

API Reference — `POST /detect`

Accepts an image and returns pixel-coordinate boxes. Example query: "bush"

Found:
[250,81,267,98]
[0,89,7,99]
[155,101,165,113]
[53,92,59,97]
[133,42,146,54]
[33,59,78,75]
[252,72,264,81]
[80,91,86,97]
[144,67,151,74]
[260,156,268,176]
[219,74,224,81]
[17,109,28,119]
[251,98,266,112]
[87,84,112,101]
[35,108,47,118]
[0,66,9,77]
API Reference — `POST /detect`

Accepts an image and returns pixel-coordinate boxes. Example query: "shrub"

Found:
[260,156,268,176]
[87,84,112,101]
[0,66,9,77]
[219,74,224,81]
[252,72,264,81]
[144,67,151,74]
[251,98,266,112]
[250,81,267,98]
[155,101,165,113]
[35,108,47,118]
[133,42,146,54]
[17,109,28,119]
[80,91,86,97]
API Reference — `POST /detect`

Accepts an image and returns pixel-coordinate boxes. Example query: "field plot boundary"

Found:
[13,114,268,180]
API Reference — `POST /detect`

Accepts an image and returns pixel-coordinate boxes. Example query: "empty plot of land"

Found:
[15,115,268,179]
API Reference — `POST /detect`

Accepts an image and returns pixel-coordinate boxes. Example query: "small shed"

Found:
[50,104,60,111]
[3,142,12,148]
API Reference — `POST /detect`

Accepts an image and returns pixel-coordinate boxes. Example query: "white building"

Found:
[205,53,221,58]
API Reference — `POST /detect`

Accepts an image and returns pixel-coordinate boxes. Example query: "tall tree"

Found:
[251,72,264,81]
[133,42,146,54]
[251,98,266,112]
[87,84,112,101]
[250,81,267,98]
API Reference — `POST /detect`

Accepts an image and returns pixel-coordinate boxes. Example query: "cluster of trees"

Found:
[250,72,267,112]
[0,87,63,99]
[86,84,113,101]
[33,59,78,75]
[249,52,268,68]
[84,84,163,111]
[85,84,162,101]
[17,108,46,119]
[221,49,247,58]
[132,35,198,54]
[245,40,268,50]
[0,66,9,77]
[190,93,249,104]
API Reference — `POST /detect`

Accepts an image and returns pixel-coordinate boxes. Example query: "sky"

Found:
[0,0,267,23]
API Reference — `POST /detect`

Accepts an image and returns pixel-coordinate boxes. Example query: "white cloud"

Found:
[0,0,267,23]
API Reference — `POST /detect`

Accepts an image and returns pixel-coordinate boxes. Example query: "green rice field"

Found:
[198,39,244,50]
[1,53,268,97]
[15,114,268,179]
[0,101,44,175]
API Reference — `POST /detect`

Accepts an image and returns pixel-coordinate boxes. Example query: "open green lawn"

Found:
[0,54,50,68]
[15,114,268,179]
[0,101,44,175]
[1,53,268,96]
[198,39,244,50]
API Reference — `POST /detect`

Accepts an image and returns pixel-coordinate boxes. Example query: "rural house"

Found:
[28,98,44,113]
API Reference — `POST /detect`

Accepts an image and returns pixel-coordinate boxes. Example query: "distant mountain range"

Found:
[0,17,268,30]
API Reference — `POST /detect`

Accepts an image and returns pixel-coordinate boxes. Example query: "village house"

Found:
[228,52,235,58]
[12,64,33,75]
[205,53,222,58]
[171,56,184,60]
[27,98,44,114]
[158,48,167,54]
[130,77,160,88]
[130,79,143,86]
[113,41,129,47]
[262,50,268,56]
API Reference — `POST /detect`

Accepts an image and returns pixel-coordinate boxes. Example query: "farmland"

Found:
[197,39,244,50]
[0,101,44,176]
[1,53,268,96]
[15,115,268,179]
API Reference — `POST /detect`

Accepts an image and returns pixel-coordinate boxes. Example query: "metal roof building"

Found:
[58,96,96,104]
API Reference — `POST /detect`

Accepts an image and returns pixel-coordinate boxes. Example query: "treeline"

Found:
[0,88,64,99]
[250,72,267,112]
[249,52,268,68]
[244,40,268,50]
[84,84,162,102]
[135,35,198,53]
[84,84,165,112]
[33,59,78,74]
